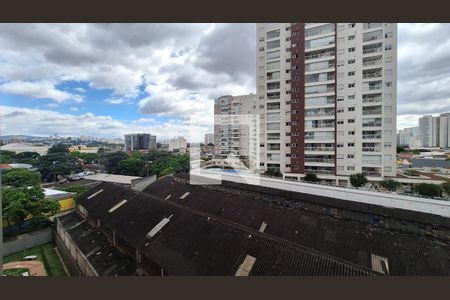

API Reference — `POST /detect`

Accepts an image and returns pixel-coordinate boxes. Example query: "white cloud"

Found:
[0,80,83,103]
[0,106,209,142]
[70,107,79,111]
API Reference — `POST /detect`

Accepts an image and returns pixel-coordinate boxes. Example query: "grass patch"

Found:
[4,268,29,276]
[3,243,67,276]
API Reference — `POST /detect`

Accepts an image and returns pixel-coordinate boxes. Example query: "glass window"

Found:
[305,35,335,49]
[267,60,280,71]
[267,40,280,49]
[267,29,280,39]
[267,50,280,60]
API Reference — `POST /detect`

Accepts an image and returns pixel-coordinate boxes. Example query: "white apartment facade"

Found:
[419,113,450,148]
[214,94,259,168]
[398,127,421,148]
[256,23,397,181]
[168,136,188,153]
[204,133,214,145]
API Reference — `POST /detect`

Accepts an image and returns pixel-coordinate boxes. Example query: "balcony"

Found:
[363,23,383,30]
[305,123,335,129]
[362,109,382,115]
[362,147,382,152]
[362,94,382,103]
[362,134,382,139]
[305,51,334,61]
[363,72,382,79]
[362,170,381,177]
[305,146,335,151]
[363,59,382,67]
[305,87,335,95]
[305,75,335,84]
[304,168,334,175]
[304,158,335,163]
[305,111,335,118]
[362,122,382,127]
[267,105,280,111]
[363,84,382,92]
[363,47,382,55]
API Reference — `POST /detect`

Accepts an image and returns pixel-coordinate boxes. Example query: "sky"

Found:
[1,23,449,142]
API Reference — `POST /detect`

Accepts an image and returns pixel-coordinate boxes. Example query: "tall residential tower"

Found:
[256,23,397,182]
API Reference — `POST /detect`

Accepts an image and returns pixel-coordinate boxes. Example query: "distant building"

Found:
[214,94,258,164]
[419,113,450,148]
[68,145,99,153]
[124,133,156,151]
[419,115,433,147]
[398,127,421,148]
[168,137,187,153]
[204,133,214,145]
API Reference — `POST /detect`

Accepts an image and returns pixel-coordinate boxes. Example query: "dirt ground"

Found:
[3,261,47,276]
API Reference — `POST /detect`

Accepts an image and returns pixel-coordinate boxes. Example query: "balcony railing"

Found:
[362,171,381,176]
[305,99,335,106]
[305,75,335,84]
[363,59,382,67]
[305,64,335,72]
[305,146,335,151]
[362,147,382,152]
[362,134,382,139]
[363,35,382,42]
[362,122,382,127]
[362,110,382,115]
[363,85,382,92]
[267,94,280,100]
[305,87,335,95]
[304,169,334,175]
[267,106,280,111]
[305,123,335,129]
[305,158,335,163]
[362,95,382,103]
[363,72,382,79]
[305,112,335,117]
[363,23,383,30]
[363,47,382,54]
[267,75,280,80]
[305,51,334,61]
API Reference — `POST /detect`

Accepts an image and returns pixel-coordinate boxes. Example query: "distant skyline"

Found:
[1,23,450,141]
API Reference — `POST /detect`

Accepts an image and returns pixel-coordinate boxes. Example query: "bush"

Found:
[265,168,282,177]
[404,169,420,177]
[380,179,400,191]
[441,182,450,198]
[303,173,320,182]
[414,183,442,198]
[350,173,368,188]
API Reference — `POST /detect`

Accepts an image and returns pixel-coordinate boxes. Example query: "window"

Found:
[348,166,355,171]
[337,60,345,67]
[348,142,355,147]
[337,97,344,102]
[349,23,355,28]
[348,59,355,64]
[348,154,355,158]
[385,32,393,38]
[348,71,355,76]
[259,47,265,52]
[385,44,392,50]
[337,143,344,148]
[385,56,393,63]
[384,142,392,148]
[348,107,355,111]
[337,108,344,113]
[267,40,280,49]
[267,29,280,39]
[348,131,355,135]
[305,35,335,49]
[348,47,356,52]
[267,60,280,71]
[348,35,355,40]
[385,81,392,87]
[348,119,355,123]
[348,95,355,100]
[267,50,280,60]
[337,120,344,124]
[348,83,355,88]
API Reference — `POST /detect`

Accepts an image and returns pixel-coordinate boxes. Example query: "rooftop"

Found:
[84,173,142,185]
[72,175,450,275]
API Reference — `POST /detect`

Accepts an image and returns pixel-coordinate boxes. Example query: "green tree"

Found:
[350,173,368,188]
[380,179,400,191]
[0,150,16,163]
[442,182,450,198]
[303,173,320,182]
[2,168,41,187]
[48,144,69,153]
[69,151,99,164]
[101,151,129,174]
[265,168,282,177]
[12,151,41,165]
[414,183,442,198]
[118,157,145,176]
[37,153,83,182]
[2,186,59,230]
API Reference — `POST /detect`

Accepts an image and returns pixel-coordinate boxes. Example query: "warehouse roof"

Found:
[76,181,380,276]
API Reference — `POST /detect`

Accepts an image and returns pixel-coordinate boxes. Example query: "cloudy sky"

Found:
[0,23,449,141]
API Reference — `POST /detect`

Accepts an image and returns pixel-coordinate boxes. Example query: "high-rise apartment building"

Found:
[169,136,188,153]
[398,127,421,148]
[256,23,397,181]
[419,115,433,147]
[214,94,258,167]
[204,133,214,145]
[124,133,156,151]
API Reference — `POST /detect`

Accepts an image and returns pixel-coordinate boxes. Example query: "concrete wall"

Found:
[3,227,53,256]
[198,171,450,217]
